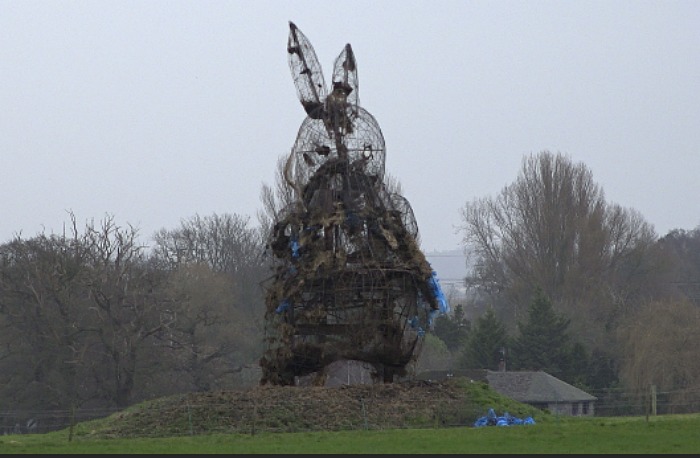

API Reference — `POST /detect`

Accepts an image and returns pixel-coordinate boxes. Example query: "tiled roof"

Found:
[486,370,597,402]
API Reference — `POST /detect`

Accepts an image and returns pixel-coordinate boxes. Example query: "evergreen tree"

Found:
[457,306,508,370]
[432,303,470,352]
[510,287,572,379]
[564,341,592,389]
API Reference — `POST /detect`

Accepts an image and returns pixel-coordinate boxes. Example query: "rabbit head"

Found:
[286,21,385,191]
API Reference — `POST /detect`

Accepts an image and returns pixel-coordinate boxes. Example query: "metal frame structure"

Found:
[259,22,448,386]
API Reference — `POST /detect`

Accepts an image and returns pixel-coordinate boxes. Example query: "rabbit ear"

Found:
[287,22,327,118]
[332,44,359,109]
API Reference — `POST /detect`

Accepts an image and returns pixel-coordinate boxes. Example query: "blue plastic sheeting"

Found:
[427,269,450,315]
[473,408,536,427]
[290,238,300,258]
[275,300,291,314]
[408,316,426,337]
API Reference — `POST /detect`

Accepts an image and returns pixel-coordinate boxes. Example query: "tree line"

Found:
[0,212,268,422]
[419,151,700,414]
[1,150,699,424]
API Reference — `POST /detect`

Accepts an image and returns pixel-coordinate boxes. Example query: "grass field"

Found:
[1,413,698,454]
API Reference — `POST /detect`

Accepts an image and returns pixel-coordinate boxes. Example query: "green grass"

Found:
[1,414,699,454]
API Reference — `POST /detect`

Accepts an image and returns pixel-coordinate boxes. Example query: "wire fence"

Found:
[587,386,700,417]
[2,385,700,438]
[0,407,121,436]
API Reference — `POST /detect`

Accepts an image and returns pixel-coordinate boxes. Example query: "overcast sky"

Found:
[1,0,698,252]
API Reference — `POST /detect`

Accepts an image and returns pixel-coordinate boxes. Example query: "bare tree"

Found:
[152,213,262,274]
[80,215,175,407]
[458,151,659,348]
[258,154,299,242]
[151,213,268,376]
[160,262,262,391]
[617,298,700,413]
[0,213,171,409]
[656,227,700,305]
[0,212,267,412]
[0,216,96,411]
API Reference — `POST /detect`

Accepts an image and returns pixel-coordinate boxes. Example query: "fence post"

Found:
[68,405,76,442]
[187,403,193,435]
[360,398,368,430]
[651,384,657,416]
[251,399,257,436]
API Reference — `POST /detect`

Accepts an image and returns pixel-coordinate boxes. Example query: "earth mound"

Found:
[80,378,497,439]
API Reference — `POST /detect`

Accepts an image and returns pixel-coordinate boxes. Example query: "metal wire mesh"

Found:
[260,22,440,386]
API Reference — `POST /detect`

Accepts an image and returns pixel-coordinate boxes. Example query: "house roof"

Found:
[485,370,597,403]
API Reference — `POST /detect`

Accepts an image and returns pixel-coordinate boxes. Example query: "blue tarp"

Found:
[290,238,300,258]
[275,300,290,314]
[427,269,450,315]
[473,408,536,427]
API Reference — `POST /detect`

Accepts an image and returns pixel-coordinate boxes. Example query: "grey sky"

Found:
[2,0,698,252]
